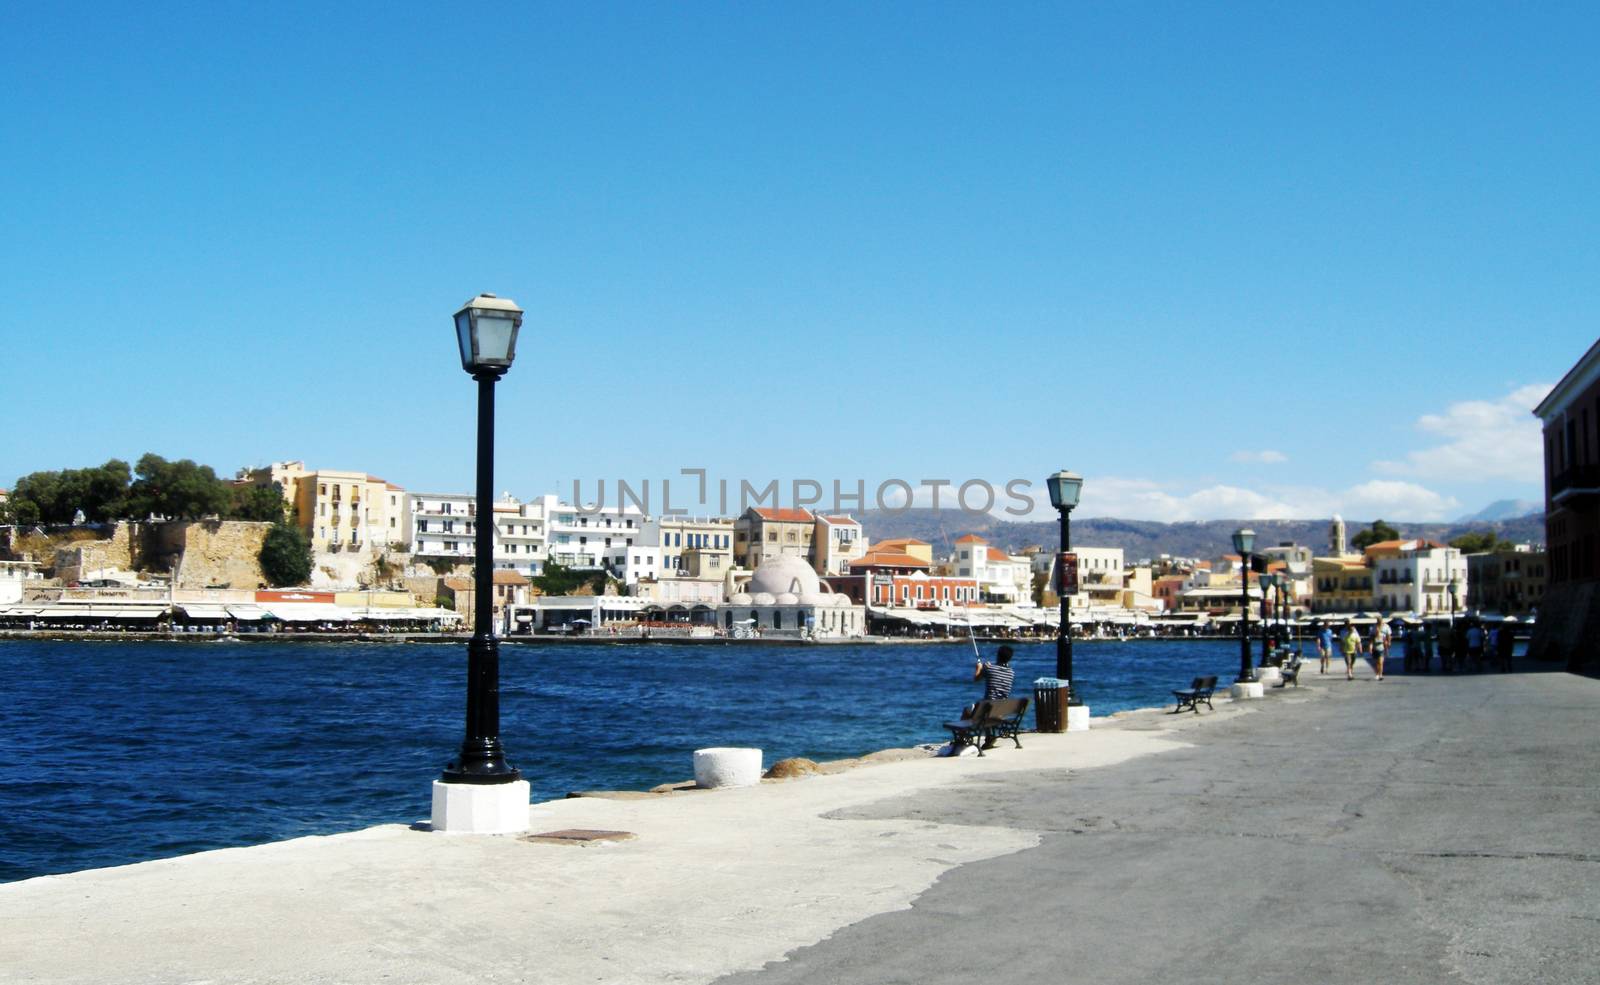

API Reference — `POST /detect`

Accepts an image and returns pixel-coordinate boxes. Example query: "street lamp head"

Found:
[1046,470,1083,511]
[454,293,524,377]
[1232,527,1256,556]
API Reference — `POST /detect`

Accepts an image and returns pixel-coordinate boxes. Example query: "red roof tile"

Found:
[987,547,1012,563]
[955,534,987,544]
[752,507,815,523]
[849,552,931,570]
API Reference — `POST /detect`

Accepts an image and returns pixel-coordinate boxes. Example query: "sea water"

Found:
[1,636,1249,882]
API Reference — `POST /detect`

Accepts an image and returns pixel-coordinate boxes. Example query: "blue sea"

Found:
[1,636,1247,883]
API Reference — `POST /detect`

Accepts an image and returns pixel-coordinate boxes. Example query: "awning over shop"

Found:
[263,602,355,622]
[226,604,271,621]
[178,603,231,619]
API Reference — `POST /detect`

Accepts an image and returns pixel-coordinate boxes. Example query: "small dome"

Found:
[752,592,776,606]
[776,592,800,605]
[831,593,851,606]
[749,556,822,597]
[798,591,828,606]
[730,592,752,605]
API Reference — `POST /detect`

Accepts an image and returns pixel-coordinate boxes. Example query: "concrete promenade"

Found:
[2,661,1595,984]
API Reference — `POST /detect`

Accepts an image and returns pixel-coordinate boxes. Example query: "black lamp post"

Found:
[1260,572,1277,666]
[441,293,523,786]
[1233,528,1256,683]
[1448,575,1459,626]
[1046,469,1083,699]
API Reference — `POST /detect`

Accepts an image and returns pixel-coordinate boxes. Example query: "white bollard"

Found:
[1256,666,1283,687]
[693,747,763,788]
[1230,681,1265,700]
[1065,705,1091,731]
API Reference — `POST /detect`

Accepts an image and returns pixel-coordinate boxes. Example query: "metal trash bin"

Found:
[1033,677,1070,733]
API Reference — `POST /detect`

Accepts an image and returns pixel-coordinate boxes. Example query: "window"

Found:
[768,532,777,542]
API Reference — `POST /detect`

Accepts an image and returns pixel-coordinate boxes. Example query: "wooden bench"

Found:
[1274,654,1304,688]
[1171,675,1219,714]
[943,697,1030,757]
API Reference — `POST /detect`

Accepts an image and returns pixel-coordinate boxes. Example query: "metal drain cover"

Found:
[523,828,637,845]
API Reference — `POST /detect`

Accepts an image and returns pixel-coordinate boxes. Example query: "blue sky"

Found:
[1,2,1592,523]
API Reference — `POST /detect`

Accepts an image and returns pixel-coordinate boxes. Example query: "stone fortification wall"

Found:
[54,523,139,584]
[145,521,272,589]
[1527,582,1600,676]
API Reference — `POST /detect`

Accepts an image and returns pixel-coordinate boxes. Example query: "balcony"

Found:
[1551,464,1600,503]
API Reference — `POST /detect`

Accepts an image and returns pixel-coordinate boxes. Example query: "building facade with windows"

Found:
[1531,338,1600,672]
[1467,545,1547,617]
[733,507,815,569]
[1367,540,1467,615]
[811,514,866,576]
[240,461,405,555]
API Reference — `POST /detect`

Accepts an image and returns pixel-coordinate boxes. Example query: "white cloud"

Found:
[1372,384,1552,482]
[1229,450,1288,464]
[1069,477,1462,523]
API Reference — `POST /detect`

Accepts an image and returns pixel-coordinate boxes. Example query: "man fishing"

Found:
[969,644,1016,750]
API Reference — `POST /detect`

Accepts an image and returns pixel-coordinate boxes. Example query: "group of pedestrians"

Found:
[1314,617,1516,677]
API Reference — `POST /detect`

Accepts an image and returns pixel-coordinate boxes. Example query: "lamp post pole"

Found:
[1057,503,1073,691]
[1233,528,1255,683]
[436,295,526,806]
[1045,470,1083,704]
[442,369,520,783]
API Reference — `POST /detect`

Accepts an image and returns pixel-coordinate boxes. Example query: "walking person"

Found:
[1496,621,1516,672]
[1372,617,1391,681]
[1339,622,1363,681]
[1316,622,1334,674]
[1465,621,1486,673]
[1422,621,1436,672]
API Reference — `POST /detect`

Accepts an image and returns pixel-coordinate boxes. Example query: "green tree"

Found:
[1351,519,1401,551]
[1450,531,1514,554]
[531,560,606,596]
[126,453,230,520]
[8,459,131,523]
[259,522,313,587]
[230,482,288,523]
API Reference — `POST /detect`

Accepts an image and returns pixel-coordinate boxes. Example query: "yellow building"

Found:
[1310,556,1374,615]
[242,461,405,555]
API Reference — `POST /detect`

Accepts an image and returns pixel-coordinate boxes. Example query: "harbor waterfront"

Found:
[0,658,1589,985]
[5,636,1252,883]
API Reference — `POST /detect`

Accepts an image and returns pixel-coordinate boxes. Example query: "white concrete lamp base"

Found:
[1256,666,1283,687]
[430,779,531,835]
[1065,705,1091,732]
[1230,681,1265,700]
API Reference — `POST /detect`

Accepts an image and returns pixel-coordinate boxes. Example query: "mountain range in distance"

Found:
[857,508,1546,561]
[1455,499,1541,523]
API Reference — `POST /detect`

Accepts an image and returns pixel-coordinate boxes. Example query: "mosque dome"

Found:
[748,556,822,597]
[776,592,800,605]
[798,591,829,606]
[730,592,752,605]
[752,592,776,606]
[831,593,851,607]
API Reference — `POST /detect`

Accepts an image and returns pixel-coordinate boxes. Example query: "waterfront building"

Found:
[1467,545,1547,616]
[839,545,979,607]
[811,514,866,576]
[1366,540,1466,616]
[241,461,405,555]
[950,534,1033,605]
[1152,574,1186,612]
[1310,556,1375,615]
[733,507,815,569]
[405,492,479,564]
[654,515,735,581]
[1531,338,1600,670]
[725,555,864,638]
[0,558,43,604]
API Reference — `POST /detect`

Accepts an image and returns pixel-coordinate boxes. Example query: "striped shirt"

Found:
[980,662,1015,700]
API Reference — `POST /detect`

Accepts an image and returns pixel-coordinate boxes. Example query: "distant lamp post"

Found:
[432,293,530,834]
[1233,528,1256,683]
[1448,574,1460,626]
[1047,470,1083,699]
[1259,572,1277,665]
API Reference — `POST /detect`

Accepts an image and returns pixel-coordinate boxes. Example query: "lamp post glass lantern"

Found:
[1047,470,1082,701]
[1233,528,1255,682]
[443,294,524,785]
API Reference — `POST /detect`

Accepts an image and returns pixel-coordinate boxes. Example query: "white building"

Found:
[1372,541,1468,615]
[812,514,866,576]
[951,534,1034,606]
[405,492,479,563]
[533,493,645,576]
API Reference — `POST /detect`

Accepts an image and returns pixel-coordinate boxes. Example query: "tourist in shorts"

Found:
[1372,617,1391,681]
[1316,622,1334,674]
[1339,622,1362,680]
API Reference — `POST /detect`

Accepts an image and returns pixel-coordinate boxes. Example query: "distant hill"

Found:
[1456,499,1541,523]
[857,509,1547,561]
